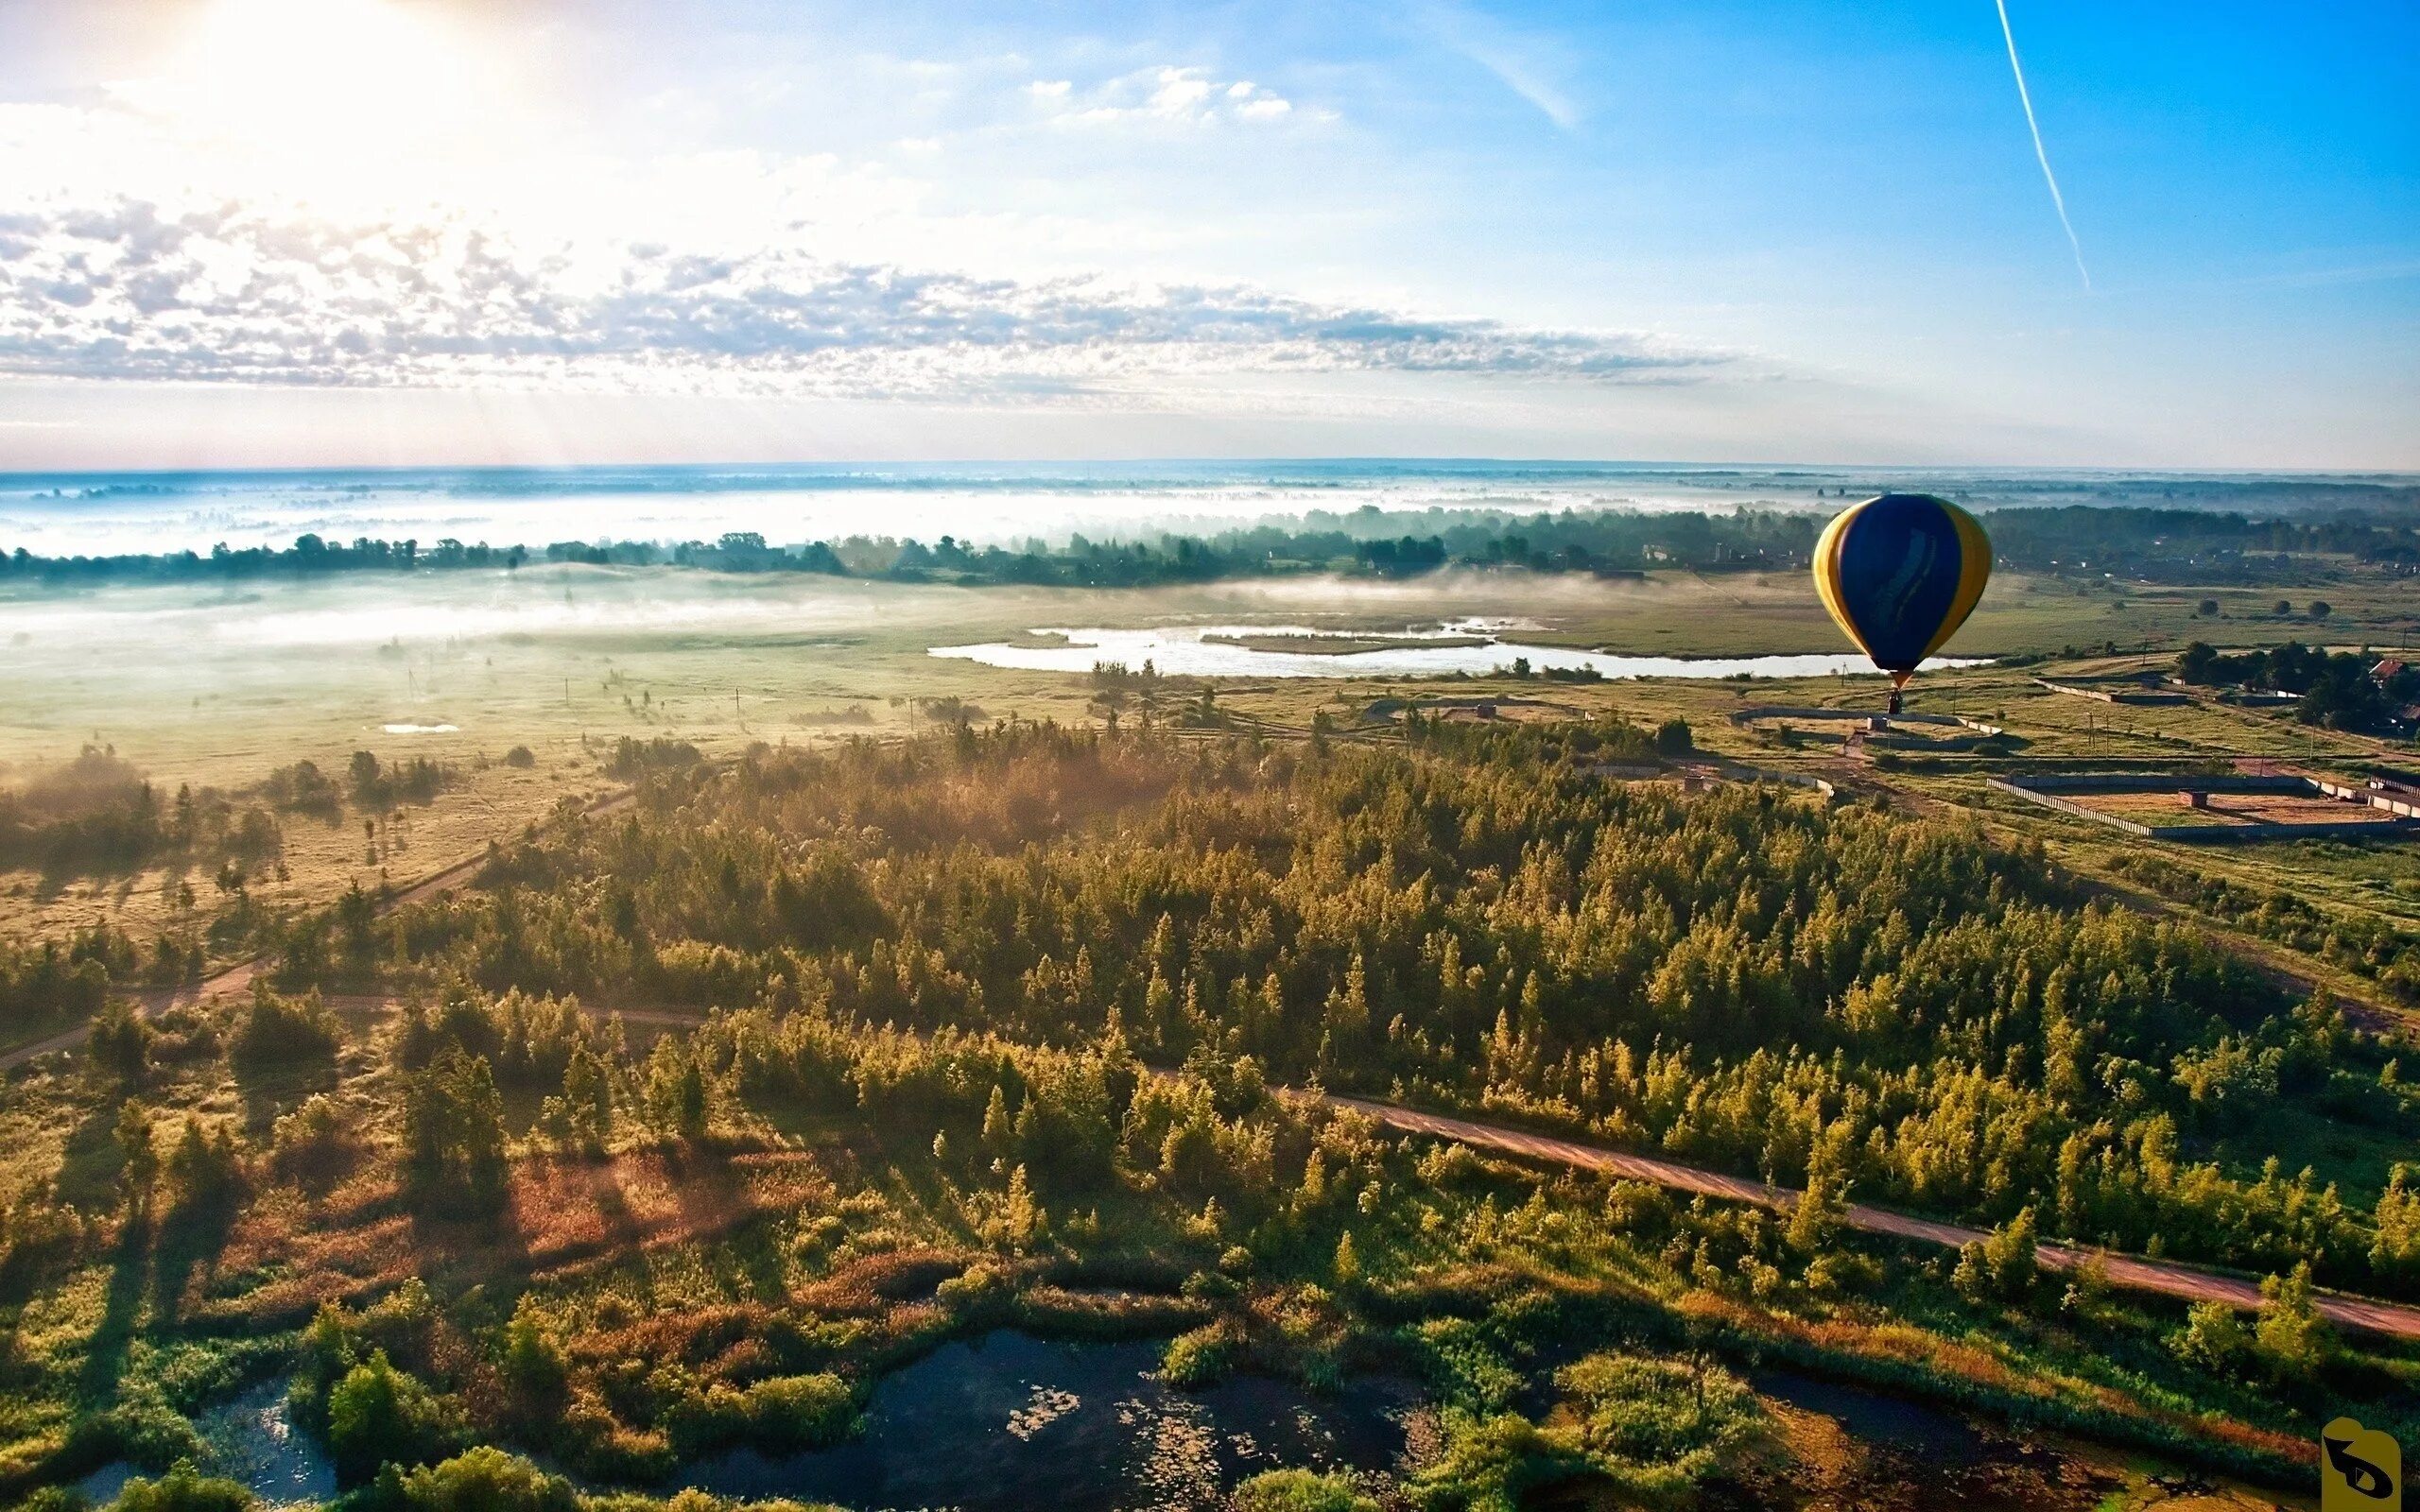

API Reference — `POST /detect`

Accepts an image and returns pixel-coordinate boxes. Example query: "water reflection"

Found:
[930,622,1982,681]
[683,1332,1425,1512]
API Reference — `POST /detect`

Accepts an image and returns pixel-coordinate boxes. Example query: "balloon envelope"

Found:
[1812,493,1992,678]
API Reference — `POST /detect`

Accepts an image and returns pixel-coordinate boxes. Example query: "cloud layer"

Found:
[0,198,1731,397]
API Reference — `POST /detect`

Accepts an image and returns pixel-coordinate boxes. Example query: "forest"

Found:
[285,723,2414,1297]
[4,722,2418,1512]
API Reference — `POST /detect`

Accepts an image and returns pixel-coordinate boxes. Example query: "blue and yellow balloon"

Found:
[1813,493,1992,714]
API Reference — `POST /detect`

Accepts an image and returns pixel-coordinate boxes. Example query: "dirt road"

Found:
[1313,1092,2420,1341]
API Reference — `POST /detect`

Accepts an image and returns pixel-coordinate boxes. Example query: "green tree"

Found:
[1952,1207,2038,1305]
[326,1349,457,1485]
[1004,1163,1044,1250]
[2253,1262,2331,1382]
[90,1000,152,1086]
[402,1051,510,1215]
[496,1298,570,1435]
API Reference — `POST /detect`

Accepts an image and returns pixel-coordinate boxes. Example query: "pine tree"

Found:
[1005,1164,1044,1250]
[982,1083,1013,1160]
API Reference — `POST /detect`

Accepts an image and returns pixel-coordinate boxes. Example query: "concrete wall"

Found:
[1987,775,2418,843]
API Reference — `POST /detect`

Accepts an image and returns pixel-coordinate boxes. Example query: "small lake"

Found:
[682,1331,1427,1512]
[929,621,1983,680]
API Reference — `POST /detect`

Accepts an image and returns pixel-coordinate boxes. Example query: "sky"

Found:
[0,0,2412,471]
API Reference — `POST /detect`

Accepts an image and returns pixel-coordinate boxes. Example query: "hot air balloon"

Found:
[1812,493,1992,715]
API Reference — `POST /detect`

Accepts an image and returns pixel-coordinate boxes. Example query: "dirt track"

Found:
[1314,1092,2420,1341]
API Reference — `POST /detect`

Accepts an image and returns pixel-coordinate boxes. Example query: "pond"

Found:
[681,1331,1429,1512]
[78,1378,336,1510]
[929,621,1983,680]
[1742,1367,2301,1512]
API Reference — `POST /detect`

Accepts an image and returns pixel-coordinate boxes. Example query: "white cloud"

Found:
[0,197,1737,398]
[1421,4,1582,131]
[1029,65,1313,129]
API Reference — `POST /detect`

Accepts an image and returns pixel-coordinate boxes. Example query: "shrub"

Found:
[1235,1468,1379,1512]
[1410,1411,1590,1512]
[325,1349,460,1486]
[110,1461,254,1512]
[231,986,341,1069]
[271,1095,364,1191]
[372,1447,575,1512]
[665,1373,852,1456]
[1554,1350,1760,1486]
[737,1374,853,1449]
[1161,1318,1244,1387]
[2170,1300,2255,1376]
[502,747,536,769]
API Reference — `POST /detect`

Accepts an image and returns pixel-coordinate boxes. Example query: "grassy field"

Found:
[5,558,2415,988]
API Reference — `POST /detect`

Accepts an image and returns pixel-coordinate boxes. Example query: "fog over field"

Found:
[7,461,2413,558]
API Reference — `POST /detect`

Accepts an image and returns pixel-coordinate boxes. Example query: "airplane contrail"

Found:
[1995,0,2090,290]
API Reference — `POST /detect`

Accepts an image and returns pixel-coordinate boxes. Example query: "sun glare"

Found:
[136,0,491,209]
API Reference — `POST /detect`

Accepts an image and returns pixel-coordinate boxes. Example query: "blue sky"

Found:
[0,0,2411,468]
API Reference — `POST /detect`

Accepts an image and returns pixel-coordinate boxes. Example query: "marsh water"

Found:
[68,1343,2305,1512]
[929,621,1984,680]
[78,1378,336,1510]
[683,1331,1427,1511]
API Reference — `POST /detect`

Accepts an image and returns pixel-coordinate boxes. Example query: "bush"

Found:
[371,1448,575,1512]
[665,1373,853,1456]
[1410,1412,1590,1512]
[1161,1318,1244,1387]
[1234,1468,1379,1512]
[736,1374,853,1449]
[110,1462,254,1512]
[502,747,536,769]
[271,1095,364,1191]
[231,986,342,1069]
[2170,1299,2254,1376]
[1554,1350,1760,1485]
[325,1349,460,1486]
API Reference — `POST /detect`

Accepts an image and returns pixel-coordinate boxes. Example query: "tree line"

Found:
[12,504,2409,592]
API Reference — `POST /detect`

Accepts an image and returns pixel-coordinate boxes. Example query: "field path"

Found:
[1311,1092,2420,1341]
[0,785,636,1073]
